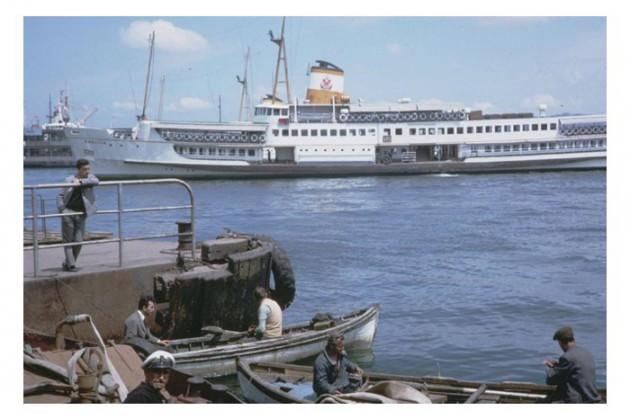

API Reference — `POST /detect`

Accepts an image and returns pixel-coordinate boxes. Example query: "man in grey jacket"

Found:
[123,296,169,347]
[544,326,602,403]
[313,332,363,396]
[57,159,99,271]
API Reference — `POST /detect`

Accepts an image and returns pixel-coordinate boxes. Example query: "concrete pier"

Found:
[23,241,179,341]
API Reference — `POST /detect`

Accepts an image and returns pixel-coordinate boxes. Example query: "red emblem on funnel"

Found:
[320,77,333,90]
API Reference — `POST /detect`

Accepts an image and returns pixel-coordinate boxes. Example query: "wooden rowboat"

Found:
[167,304,379,377]
[236,360,607,404]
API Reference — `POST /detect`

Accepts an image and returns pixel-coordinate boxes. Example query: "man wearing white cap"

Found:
[124,350,176,403]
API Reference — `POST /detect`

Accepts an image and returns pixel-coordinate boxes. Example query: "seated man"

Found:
[543,326,602,403]
[313,332,363,396]
[249,287,283,339]
[123,296,169,346]
[124,350,175,403]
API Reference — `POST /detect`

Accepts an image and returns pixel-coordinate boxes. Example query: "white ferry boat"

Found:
[68,29,606,180]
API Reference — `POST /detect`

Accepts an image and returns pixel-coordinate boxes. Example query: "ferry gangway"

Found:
[24,178,195,277]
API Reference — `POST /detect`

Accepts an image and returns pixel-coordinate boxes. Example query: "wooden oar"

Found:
[464,384,487,404]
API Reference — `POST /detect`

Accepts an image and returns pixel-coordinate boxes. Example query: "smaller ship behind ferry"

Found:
[24,90,100,168]
[67,25,606,180]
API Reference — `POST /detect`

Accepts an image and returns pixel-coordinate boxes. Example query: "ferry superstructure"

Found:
[67,23,605,179]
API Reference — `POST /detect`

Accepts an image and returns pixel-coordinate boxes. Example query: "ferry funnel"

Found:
[306,60,350,104]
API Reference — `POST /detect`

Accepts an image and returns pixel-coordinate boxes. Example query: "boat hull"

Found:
[170,305,379,378]
[85,154,606,180]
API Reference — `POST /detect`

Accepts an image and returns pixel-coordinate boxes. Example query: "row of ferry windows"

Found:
[174,146,256,157]
[255,108,289,116]
[472,139,605,153]
[272,123,558,138]
[273,128,377,137]
[392,122,558,136]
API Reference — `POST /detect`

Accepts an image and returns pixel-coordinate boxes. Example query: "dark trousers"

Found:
[61,209,86,267]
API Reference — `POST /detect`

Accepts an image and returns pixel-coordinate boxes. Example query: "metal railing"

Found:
[24,179,195,277]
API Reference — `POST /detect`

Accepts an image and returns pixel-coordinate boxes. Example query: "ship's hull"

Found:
[84,153,606,180]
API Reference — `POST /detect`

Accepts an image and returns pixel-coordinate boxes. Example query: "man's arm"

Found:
[80,174,100,187]
[546,356,571,386]
[144,324,160,344]
[255,305,271,337]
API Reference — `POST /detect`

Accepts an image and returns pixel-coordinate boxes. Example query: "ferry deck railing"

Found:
[24,178,195,277]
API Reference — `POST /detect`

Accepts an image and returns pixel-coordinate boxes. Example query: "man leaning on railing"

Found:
[56,159,99,272]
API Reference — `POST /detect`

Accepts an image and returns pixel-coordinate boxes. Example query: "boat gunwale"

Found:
[171,304,379,362]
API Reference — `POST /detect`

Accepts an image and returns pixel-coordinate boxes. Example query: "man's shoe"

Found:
[62,263,78,272]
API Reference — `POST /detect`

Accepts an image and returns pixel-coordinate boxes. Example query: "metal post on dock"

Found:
[31,188,39,276]
[39,195,47,237]
[117,184,123,267]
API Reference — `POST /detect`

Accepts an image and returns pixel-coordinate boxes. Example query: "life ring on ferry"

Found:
[578,128,586,135]
[377,114,385,122]
[435,112,444,120]
[366,114,375,122]
[458,111,466,120]
[419,113,427,121]
[339,113,349,122]
[348,114,357,122]
[585,127,593,135]
[390,114,399,122]
[410,113,418,121]
[251,134,259,142]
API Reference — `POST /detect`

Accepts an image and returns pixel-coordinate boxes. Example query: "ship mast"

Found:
[269,17,291,104]
[140,31,155,120]
[47,93,52,124]
[157,74,166,121]
[236,47,251,121]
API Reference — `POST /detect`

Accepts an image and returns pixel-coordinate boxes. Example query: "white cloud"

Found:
[413,98,496,112]
[471,101,496,112]
[179,97,211,110]
[474,17,551,27]
[386,43,402,56]
[120,20,208,53]
[416,98,465,110]
[522,94,561,109]
[112,101,137,111]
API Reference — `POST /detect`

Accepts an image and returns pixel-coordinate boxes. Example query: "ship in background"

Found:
[67,19,606,179]
[23,90,100,167]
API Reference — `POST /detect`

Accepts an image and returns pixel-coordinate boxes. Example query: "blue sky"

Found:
[23,16,606,128]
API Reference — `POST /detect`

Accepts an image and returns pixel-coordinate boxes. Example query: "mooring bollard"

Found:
[176,221,193,250]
